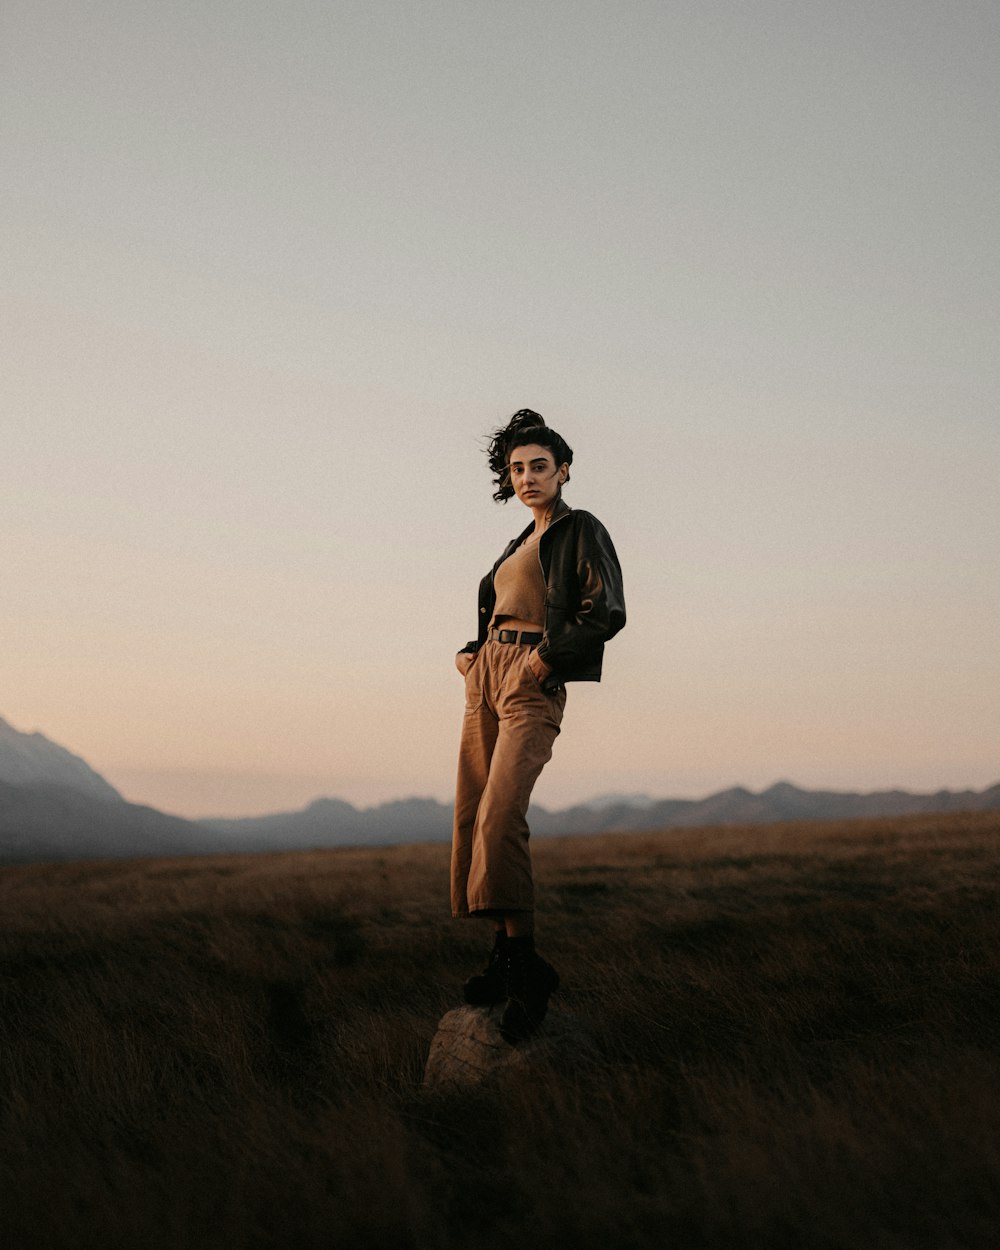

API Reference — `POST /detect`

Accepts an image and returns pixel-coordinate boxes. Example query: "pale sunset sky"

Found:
[3,1,997,818]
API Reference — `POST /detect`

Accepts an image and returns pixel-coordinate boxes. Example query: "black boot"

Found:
[462,930,508,1005]
[499,936,560,1044]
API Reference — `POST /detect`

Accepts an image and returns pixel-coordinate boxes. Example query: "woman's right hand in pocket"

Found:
[455,650,474,677]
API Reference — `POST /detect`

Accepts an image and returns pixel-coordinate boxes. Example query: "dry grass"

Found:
[2,810,999,1249]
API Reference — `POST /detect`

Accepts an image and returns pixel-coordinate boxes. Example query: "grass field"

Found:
[2,810,999,1249]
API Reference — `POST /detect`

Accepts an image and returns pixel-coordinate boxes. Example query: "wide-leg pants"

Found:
[451,640,567,917]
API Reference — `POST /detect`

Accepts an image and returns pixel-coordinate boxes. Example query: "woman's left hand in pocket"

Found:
[526,650,552,686]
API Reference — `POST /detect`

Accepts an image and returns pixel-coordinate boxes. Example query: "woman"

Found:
[452,409,626,1043]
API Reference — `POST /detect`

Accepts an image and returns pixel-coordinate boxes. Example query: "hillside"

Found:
[0,780,212,862]
[0,714,122,801]
[2,809,999,1249]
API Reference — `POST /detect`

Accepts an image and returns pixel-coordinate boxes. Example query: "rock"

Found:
[422,1004,599,1090]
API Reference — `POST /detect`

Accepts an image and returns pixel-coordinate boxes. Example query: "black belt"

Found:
[488,627,543,646]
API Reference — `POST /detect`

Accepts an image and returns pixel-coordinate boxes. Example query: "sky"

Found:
[3,0,998,818]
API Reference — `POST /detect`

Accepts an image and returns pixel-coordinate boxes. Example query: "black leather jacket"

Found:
[462,499,626,691]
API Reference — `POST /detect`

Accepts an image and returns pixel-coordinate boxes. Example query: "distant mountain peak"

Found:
[304,797,357,815]
[584,792,657,811]
[0,714,123,803]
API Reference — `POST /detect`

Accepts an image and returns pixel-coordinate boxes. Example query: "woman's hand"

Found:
[455,650,475,676]
[526,649,552,686]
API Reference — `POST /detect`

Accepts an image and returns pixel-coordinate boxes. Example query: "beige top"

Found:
[491,535,546,629]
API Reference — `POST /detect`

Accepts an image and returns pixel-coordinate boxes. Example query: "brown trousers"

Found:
[451,641,567,917]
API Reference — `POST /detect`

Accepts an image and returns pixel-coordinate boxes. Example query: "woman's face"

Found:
[507,442,568,511]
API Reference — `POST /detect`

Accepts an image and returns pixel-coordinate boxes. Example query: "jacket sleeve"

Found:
[537,512,625,671]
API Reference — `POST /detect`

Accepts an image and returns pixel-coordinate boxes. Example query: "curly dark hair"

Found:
[486,409,574,503]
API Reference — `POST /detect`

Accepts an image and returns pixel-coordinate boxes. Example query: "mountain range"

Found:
[2,713,998,864]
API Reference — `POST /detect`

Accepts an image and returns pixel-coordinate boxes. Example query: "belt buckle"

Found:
[499,628,517,644]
